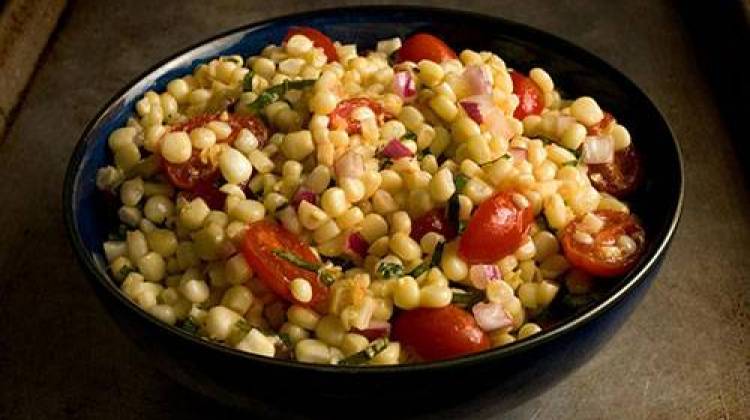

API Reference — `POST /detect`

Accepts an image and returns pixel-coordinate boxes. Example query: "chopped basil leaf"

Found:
[242,70,255,92]
[235,319,252,335]
[454,174,469,192]
[377,262,404,279]
[179,317,201,335]
[319,270,336,286]
[247,78,316,114]
[339,338,390,365]
[272,249,320,272]
[408,240,446,278]
[379,157,393,169]
[446,192,461,233]
[117,265,136,279]
[402,131,417,141]
[451,287,485,307]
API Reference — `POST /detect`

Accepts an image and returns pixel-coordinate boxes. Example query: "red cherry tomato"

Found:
[329,98,387,134]
[241,220,329,311]
[393,305,490,362]
[410,208,457,242]
[560,210,645,277]
[163,151,217,191]
[588,145,642,198]
[284,26,338,62]
[397,33,457,64]
[459,191,533,264]
[510,71,544,120]
[162,114,268,206]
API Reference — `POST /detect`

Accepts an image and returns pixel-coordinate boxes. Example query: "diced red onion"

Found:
[334,150,364,179]
[472,301,513,332]
[291,187,317,209]
[469,264,502,290]
[485,108,514,141]
[460,101,484,124]
[509,147,528,161]
[581,135,615,164]
[346,232,369,258]
[392,71,417,101]
[354,320,391,341]
[382,138,414,158]
[463,65,492,95]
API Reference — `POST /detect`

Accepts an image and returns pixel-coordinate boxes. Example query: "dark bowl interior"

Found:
[63,6,683,417]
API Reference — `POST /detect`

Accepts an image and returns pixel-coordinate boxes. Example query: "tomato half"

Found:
[162,114,268,205]
[510,71,544,120]
[284,26,338,62]
[397,33,457,64]
[410,208,457,242]
[588,145,642,198]
[393,305,490,362]
[560,210,645,277]
[241,220,329,311]
[459,191,533,264]
[329,98,387,134]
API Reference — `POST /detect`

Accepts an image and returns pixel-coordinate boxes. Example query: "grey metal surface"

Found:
[0,0,747,418]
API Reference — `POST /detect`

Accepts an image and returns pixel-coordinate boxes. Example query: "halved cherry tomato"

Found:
[224,114,270,145]
[284,26,337,62]
[459,191,533,264]
[329,98,387,134]
[393,305,490,362]
[163,151,218,191]
[241,220,329,311]
[162,114,269,206]
[587,112,615,135]
[560,210,645,277]
[510,71,544,120]
[397,33,456,64]
[588,145,642,198]
[410,208,457,242]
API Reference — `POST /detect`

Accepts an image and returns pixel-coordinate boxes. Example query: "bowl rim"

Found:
[63,4,684,374]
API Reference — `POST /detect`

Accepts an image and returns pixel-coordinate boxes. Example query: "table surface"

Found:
[1,0,747,419]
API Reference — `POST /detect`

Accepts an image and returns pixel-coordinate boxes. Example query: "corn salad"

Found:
[96,29,645,365]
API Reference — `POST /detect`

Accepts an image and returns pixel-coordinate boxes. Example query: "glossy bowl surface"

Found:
[63,5,683,416]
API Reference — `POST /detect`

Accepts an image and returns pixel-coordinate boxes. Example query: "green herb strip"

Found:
[377,262,404,279]
[117,265,136,279]
[272,249,338,286]
[451,287,485,307]
[272,249,320,272]
[402,131,417,141]
[242,70,255,92]
[408,240,446,278]
[453,174,469,192]
[339,338,390,365]
[247,79,316,114]
[179,317,201,335]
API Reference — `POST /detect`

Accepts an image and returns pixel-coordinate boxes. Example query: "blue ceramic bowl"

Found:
[63,6,683,416]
